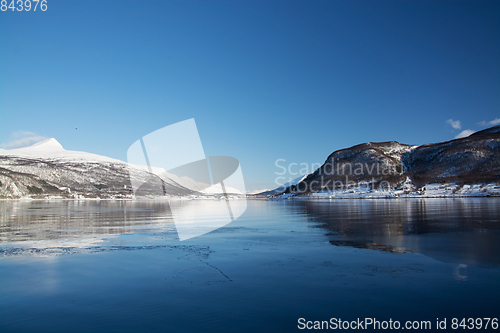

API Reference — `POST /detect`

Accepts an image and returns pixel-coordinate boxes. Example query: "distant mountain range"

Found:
[1,126,499,199]
[0,139,241,199]
[258,125,500,198]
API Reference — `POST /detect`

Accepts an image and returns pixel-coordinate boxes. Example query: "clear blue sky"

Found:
[1,0,499,191]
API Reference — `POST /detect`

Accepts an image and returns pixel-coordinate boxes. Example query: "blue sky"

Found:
[1,0,499,191]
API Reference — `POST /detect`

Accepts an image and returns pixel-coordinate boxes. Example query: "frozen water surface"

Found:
[0,199,499,332]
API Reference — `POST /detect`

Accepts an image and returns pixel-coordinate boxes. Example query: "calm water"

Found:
[0,199,499,332]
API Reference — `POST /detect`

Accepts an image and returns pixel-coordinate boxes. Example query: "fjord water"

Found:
[0,199,499,332]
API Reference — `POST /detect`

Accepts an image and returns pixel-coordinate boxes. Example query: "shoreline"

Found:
[1,195,499,201]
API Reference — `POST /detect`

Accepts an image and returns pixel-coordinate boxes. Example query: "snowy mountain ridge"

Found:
[0,138,242,199]
[0,138,124,163]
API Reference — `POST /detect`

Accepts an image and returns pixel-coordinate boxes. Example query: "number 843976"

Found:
[1,0,48,11]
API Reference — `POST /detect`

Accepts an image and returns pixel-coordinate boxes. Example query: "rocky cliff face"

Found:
[281,126,500,196]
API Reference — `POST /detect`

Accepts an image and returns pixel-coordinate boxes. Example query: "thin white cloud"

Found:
[455,129,475,139]
[478,118,500,127]
[0,131,49,149]
[12,130,38,138]
[446,119,462,130]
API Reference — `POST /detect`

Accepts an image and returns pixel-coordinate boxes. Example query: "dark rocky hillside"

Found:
[285,141,416,194]
[402,126,500,187]
[282,126,500,195]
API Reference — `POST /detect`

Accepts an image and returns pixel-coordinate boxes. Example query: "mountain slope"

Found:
[0,139,198,199]
[402,126,500,187]
[282,141,416,194]
[274,126,500,197]
[256,174,309,196]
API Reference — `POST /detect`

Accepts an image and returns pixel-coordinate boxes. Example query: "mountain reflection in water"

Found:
[0,200,176,243]
[296,198,500,267]
[1,198,499,267]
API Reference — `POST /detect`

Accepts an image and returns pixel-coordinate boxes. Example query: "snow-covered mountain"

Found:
[0,139,241,199]
[134,165,242,195]
[246,188,271,195]
[0,138,121,163]
[255,174,310,196]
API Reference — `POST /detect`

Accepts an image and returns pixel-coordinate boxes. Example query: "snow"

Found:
[132,165,242,194]
[199,182,242,195]
[247,189,271,195]
[28,138,64,151]
[270,182,500,200]
[0,138,123,163]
